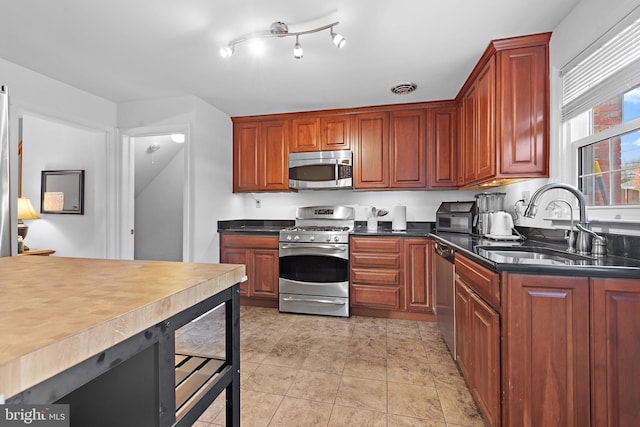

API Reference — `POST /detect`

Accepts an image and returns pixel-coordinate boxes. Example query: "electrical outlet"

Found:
[522,191,531,205]
[256,199,261,208]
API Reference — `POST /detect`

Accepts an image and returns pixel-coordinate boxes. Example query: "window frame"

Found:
[560,12,640,221]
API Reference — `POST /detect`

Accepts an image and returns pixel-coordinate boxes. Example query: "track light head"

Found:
[331,28,346,48]
[219,45,234,58]
[293,36,303,59]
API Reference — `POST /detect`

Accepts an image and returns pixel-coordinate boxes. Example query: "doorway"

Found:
[120,126,190,261]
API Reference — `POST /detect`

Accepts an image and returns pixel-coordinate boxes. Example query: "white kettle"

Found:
[489,211,514,236]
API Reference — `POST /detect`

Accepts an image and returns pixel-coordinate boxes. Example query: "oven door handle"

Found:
[281,297,347,305]
[280,244,347,251]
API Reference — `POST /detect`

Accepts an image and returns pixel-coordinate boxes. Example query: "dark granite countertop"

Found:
[351,221,434,237]
[217,219,434,237]
[217,219,294,235]
[430,230,640,279]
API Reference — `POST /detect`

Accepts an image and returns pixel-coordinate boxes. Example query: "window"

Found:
[562,14,640,208]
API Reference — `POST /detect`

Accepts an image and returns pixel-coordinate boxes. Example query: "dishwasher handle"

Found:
[434,241,455,260]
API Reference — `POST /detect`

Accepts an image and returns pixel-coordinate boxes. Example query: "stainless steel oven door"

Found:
[278,242,349,317]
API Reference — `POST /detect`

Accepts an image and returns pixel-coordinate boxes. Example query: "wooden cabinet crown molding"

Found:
[455,32,551,102]
[230,100,458,123]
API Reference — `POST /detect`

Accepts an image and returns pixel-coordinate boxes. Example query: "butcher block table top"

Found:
[0,256,245,400]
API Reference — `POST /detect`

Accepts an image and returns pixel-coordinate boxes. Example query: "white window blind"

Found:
[561,15,640,121]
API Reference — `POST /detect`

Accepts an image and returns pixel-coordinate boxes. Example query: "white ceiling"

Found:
[0,0,580,117]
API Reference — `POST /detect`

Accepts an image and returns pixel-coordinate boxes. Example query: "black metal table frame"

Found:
[7,283,241,427]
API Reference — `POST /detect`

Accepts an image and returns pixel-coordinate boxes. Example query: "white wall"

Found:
[118,96,241,263]
[191,97,244,263]
[502,0,640,232]
[22,115,108,257]
[134,148,184,261]
[226,189,478,223]
[0,57,116,255]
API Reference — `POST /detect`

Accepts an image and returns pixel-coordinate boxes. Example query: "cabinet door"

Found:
[353,112,389,189]
[504,274,590,427]
[454,279,472,379]
[389,109,426,188]
[220,248,250,296]
[498,45,548,177]
[261,120,289,190]
[404,238,433,312]
[461,85,477,184]
[591,278,640,427]
[233,122,261,192]
[251,249,279,299]
[475,57,496,181]
[469,291,500,427]
[321,115,351,151]
[291,117,320,152]
[428,106,458,188]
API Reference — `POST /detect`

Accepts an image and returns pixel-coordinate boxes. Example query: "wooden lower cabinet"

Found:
[350,236,402,309]
[350,236,434,319]
[452,255,639,427]
[403,238,434,312]
[455,270,500,427]
[503,274,590,427]
[591,278,640,427]
[219,234,279,305]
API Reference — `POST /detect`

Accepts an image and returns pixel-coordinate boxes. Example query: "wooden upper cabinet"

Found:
[290,115,350,152]
[262,120,289,190]
[233,119,289,192]
[321,115,351,151]
[497,44,549,177]
[459,91,474,185]
[459,58,496,185]
[354,108,428,190]
[389,109,426,188]
[353,112,389,189]
[233,121,261,192]
[475,57,496,182]
[456,33,550,187]
[428,105,458,188]
[290,117,320,152]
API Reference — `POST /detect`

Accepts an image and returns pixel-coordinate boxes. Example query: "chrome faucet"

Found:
[524,183,605,255]
[545,199,575,252]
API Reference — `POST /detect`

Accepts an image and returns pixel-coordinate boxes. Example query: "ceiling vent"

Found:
[391,82,417,95]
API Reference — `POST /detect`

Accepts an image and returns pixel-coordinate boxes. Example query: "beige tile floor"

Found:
[175,306,485,427]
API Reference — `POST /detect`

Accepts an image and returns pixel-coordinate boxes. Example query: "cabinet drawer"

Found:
[455,254,500,308]
[352,268,401,286]
[351,252,401,269]
[350,237,401,253]
[219,233,278,249]
[351,284,401,309]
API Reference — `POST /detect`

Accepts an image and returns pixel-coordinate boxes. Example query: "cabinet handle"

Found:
[282,297,346,305]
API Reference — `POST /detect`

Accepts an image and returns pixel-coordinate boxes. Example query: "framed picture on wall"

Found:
[41,170,85,214]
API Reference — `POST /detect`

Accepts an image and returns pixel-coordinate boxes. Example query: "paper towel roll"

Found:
[391,205,407,231]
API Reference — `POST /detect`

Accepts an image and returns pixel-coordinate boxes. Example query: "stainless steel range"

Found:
[278,206,355,317]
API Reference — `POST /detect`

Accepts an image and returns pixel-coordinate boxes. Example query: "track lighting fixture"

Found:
[220,21,345,59]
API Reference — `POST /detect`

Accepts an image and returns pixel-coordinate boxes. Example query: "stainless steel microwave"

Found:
[288,150,353,190]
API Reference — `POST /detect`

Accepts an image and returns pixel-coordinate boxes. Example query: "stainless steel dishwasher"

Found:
[434,240,456,359]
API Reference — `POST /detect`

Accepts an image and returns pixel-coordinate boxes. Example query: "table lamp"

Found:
[17,197,40,251]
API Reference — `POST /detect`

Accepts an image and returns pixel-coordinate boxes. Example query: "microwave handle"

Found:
[335,159,339,185]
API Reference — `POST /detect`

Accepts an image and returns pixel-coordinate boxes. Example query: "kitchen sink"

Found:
[475,245,595,265]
